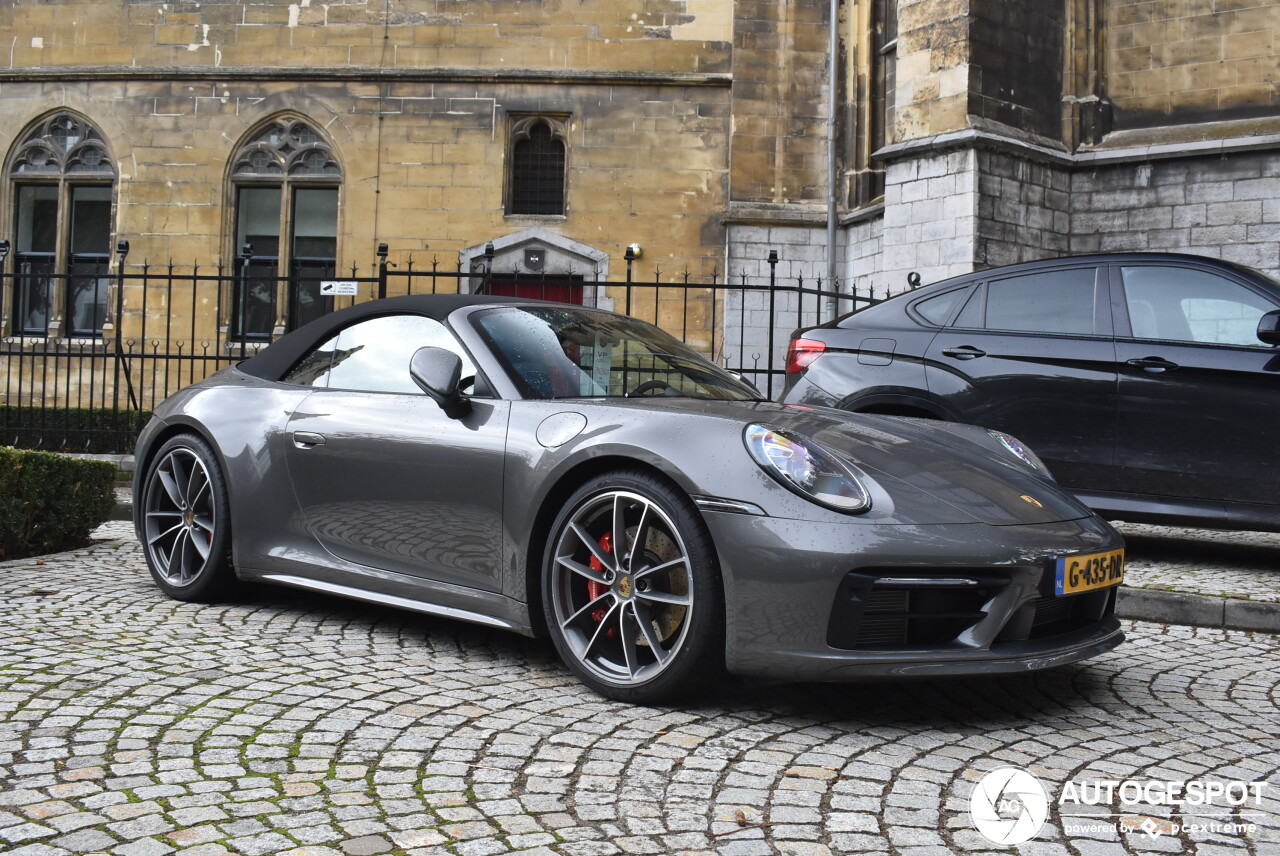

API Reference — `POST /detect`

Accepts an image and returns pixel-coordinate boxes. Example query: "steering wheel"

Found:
[625,379,674,397]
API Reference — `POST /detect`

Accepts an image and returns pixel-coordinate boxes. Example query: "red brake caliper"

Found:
[588,532,614,634]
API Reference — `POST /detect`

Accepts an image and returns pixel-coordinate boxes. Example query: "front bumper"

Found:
[704,510,1125,681]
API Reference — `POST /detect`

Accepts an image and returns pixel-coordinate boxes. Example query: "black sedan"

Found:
[134,295,1125,702]
[781,252,1280,532]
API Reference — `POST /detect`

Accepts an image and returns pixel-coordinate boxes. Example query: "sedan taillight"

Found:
[785,338,826,374]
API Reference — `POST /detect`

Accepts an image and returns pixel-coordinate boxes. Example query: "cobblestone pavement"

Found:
[1117,523,1280,603]
[2,530,1278,856]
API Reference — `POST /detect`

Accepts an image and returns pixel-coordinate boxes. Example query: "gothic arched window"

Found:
[7,111,116,336]
[229,117,342,339]
[508,116,568,216]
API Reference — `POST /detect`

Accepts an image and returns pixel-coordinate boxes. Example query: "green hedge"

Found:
[0,447,118,561]
[0,407,151,454]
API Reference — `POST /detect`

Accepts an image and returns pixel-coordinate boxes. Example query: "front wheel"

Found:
[543,470,724,703]
[141,433,237,602]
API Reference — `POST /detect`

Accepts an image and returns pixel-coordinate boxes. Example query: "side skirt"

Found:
[238,564,536,637]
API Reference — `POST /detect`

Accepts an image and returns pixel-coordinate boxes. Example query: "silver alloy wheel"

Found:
[549,489,694,686]
[144,447,217,585]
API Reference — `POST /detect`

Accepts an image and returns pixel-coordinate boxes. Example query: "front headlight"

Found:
[744,424,871,513]
[987,429,1051,476]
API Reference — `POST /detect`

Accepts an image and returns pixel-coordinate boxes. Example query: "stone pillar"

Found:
[879,147,979,293]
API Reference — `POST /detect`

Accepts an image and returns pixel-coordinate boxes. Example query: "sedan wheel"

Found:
[544,471,723,702]
[142,433,236,601]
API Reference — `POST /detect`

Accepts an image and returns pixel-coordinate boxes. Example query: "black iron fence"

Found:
[1,248,882,454]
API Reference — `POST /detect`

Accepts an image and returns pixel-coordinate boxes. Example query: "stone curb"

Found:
[1116,587,1280,634]
[65,452,134,473]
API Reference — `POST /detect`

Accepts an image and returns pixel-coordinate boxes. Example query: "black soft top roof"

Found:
[237,293,535,381]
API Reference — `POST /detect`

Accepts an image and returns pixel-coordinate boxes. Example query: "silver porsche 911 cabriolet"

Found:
[134,294,1125,702]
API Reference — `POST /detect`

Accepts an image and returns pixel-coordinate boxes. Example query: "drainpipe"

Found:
[826,0,840,318]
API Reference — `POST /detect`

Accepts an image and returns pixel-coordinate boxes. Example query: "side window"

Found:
[283,334,337,387]
[1121,266,1277,347]
[953,283,985,328]
[982,267,1099,335]
[283,315,477,393]
[911,286,968,326]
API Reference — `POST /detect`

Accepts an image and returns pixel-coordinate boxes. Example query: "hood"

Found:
[594,398,1093,526]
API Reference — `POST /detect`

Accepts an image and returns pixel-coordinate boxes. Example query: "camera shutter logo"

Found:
[970,767,1050,845]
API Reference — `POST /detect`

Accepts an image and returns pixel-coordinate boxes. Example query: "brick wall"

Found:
[968,0,1065,140]
[1106,0,1280,129]
[0,77,732,282]
[843,214,884,298]
[977,150,1072,269]
[1071,151,1280,274]
[730,0,833,204]
[744,144,1280,320]
[893,0,972,142]
[723,222,841,391]
[0,0,732,74]
[880,149,980,288]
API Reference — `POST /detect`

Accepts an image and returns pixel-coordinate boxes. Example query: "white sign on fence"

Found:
[320,281,360,296]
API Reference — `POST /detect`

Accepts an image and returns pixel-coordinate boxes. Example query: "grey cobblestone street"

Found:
[1118,523,1280,603]
[2,527,1278,856]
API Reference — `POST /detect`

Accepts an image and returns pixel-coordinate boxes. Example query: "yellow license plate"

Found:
[1055,548,1125,595]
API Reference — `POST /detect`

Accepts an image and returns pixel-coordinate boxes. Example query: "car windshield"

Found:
[472,306,761,401]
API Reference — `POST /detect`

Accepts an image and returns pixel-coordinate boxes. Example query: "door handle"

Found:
[292,431,326,448]
[1126,356,1178,373]
[941,345,987,360]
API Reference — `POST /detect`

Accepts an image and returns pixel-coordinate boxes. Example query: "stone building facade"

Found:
[1,0,1278,391]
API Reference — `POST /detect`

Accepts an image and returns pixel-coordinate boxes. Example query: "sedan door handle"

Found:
[941,345,987,360]
[292,431,326,448]
[1126,356,1179,373]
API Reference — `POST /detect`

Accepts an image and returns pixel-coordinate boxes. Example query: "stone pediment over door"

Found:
[460,229,611,305]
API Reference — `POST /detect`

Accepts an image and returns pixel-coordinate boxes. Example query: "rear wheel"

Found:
[543,470,724,703]
[141,433,236,602]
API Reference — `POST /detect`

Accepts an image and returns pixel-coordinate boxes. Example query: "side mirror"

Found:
[410,347,471,418]
[1258,310,1280,346]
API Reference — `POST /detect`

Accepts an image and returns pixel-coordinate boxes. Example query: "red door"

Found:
[487,274,584,305]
